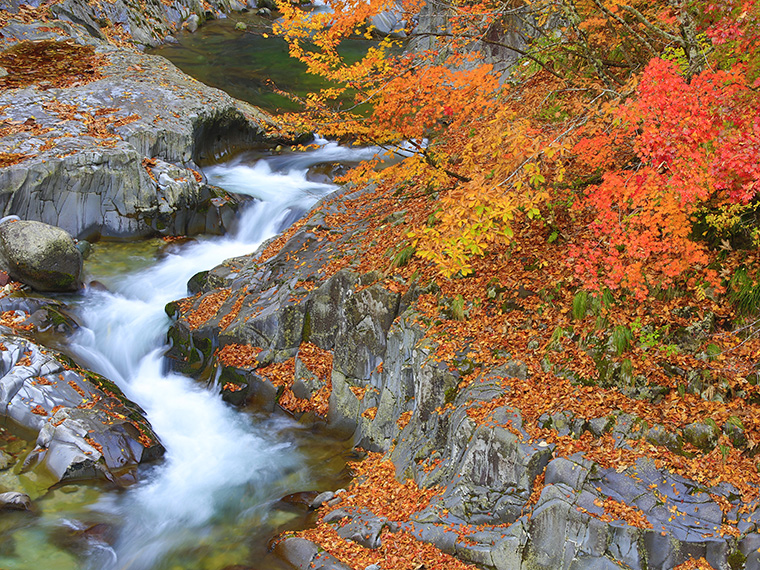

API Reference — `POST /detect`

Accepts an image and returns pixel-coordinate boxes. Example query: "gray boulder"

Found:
[0,491,32,510]
[0,220,83,292]
[0,23,300,241]
[184,14,201,33]
[274,537,353,570]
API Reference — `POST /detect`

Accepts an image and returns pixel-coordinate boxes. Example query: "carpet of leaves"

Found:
[294,452,478,570]
[0,40,106,90]
[257,342,333,417]
[247,158,760,552]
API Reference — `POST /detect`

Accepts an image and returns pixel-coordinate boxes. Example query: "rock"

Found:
[0,491,31,510]
[333,508,388,549]
[234,21,247,31]
[1,0,238,50]
[0,221,82,292]
[74,240,91,259]
[280,491,319,509]
[184,14,200,32]
[0,334,162,487]
[310,490,335,509]
[644,424,682,452]
[274,537,352,570]
[0,24,299,241]
[0,449,13,470]
[369,1,407,37]
[682,421,719,452]
[0,295,79,336]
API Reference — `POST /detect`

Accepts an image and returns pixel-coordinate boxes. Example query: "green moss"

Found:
[729,267,760,315]
[444,385,459,405]
[450,295,465,321]
[302,310,312,342]
[392,244,416,268]
[611,325,633,356]
[728,548,746,570]
[572,290,589,320]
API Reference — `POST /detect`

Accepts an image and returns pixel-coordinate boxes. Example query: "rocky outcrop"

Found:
[0,20,300,240]
[0,220,83,292]
[0,0,244,49]
[167,187,760,570]
[407,1,559,76]
[0,331,163,487]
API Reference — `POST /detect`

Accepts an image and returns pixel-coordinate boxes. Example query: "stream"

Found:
[0,140,380,569]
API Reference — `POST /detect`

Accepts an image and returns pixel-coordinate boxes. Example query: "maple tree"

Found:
[243,4,760,561]
[272,0,760,301]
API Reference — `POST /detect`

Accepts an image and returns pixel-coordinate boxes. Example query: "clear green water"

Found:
[0,13,375,568]
[82,239,166,288]
[0,241,353,570]
[152,13,375,113]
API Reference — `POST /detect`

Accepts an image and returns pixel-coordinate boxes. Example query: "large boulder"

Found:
[0,22,301,241]
[0,220,83,292]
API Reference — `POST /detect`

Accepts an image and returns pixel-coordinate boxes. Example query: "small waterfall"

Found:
[62,140,378,570]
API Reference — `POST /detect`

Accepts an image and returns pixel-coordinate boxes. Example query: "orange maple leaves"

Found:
[274,0,760,302]
[295,453,477,570]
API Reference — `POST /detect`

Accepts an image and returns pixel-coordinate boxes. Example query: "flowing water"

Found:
[0,140,381,570]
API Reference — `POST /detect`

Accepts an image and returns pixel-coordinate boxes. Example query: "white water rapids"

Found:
[57,140,381,570]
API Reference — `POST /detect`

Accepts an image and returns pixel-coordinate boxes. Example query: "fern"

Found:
[572,290,589,320]
[729,268,760,315]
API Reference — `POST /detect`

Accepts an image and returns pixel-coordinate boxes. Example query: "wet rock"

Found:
[0,295,80,338]
[274,537,352,570]
[184,14,200,32]
[0,221,83,292]
[0,23,296,241]
[0,449,13,470]
[311,490,336,509]
[0,334,162,487]
[74,240,92,259]
[280,491,320,509]
[0,491,31,511]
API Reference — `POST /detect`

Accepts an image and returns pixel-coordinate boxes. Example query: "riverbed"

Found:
[0,142,380,570]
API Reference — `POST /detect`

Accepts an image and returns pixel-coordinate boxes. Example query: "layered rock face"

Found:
[0,19,296,240]
[0,0,245,49]
[168,187,760,570]
[0,328,163,487]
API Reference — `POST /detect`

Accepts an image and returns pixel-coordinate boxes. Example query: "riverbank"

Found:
[169,175,760,569]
